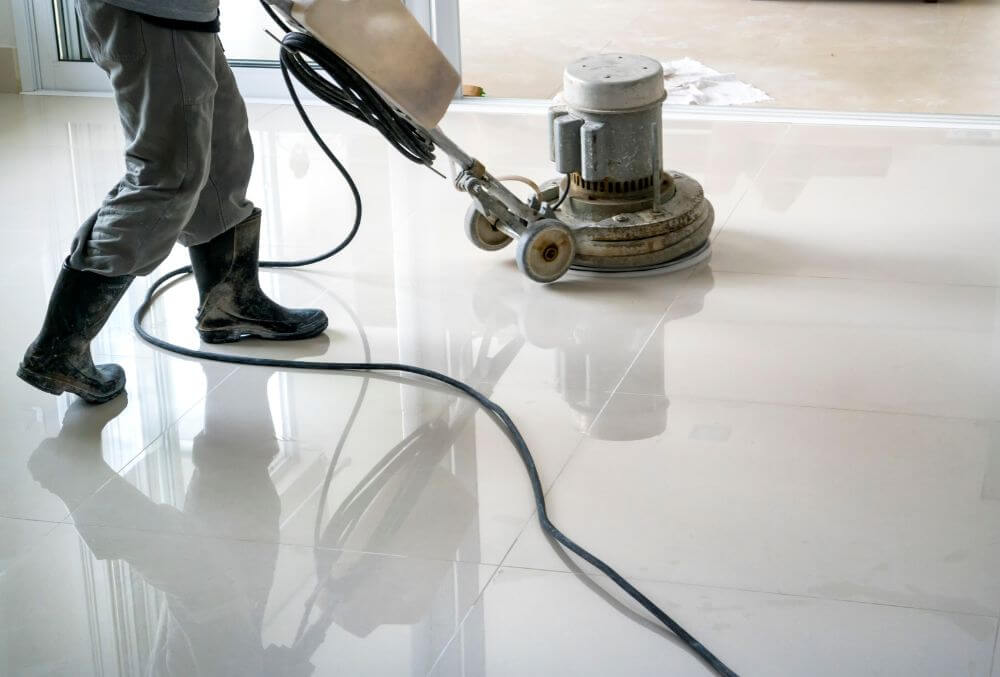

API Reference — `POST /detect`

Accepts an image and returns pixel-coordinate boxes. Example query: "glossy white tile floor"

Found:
[2,92,1000,676]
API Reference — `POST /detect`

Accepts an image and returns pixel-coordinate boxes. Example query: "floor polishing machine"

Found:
[265,0,714,284]
[140,1,737,674]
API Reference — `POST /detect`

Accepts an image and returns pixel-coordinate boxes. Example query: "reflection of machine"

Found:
[266,1,713,283]
[474,269,716,440]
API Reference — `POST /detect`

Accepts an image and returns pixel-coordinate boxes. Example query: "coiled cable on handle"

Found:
[131,4,741,675]
[263,2,436,168]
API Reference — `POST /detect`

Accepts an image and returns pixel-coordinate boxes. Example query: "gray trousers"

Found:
[70,0,256,277]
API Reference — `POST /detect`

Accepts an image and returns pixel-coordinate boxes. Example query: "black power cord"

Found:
[131,5,739,675]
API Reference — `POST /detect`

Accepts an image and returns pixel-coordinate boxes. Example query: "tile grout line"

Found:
[475,436,592,575]
[420,403,625,673]
[0,519,63,575]
[707,122,792,244]
[246,102,286,126]
[652,315,1000,340]
[29,516,506,568]
[421,420,603,672]
[612,386,1000,427]
[990,620,999,677]
[423,561,505,677]
[497,561,1000,622]
[587,261,704,427]
[705,265,1000,292]
[0,515,66,526]
[948,2,970,57]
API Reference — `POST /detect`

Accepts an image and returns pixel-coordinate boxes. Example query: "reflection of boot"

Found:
[185,356,348,635]
[185,333,327,543]
[18,262,133,403]
[184,330,327,544]
[28,396,127,504]
[189,209,327,344]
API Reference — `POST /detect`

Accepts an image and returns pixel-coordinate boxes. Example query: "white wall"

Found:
[0,0,17,48]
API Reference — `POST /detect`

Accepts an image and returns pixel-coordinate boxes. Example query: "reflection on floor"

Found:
[2,93,1000,675]
[461,0,1000,115]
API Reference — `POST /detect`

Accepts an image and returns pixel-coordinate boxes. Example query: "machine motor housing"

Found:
[544,54,714,273]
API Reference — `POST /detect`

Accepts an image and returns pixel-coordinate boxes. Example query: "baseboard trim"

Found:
[447,97,1000,131]
[25,89,1000,131]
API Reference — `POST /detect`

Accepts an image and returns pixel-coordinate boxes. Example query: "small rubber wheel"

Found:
[515,219,576,283]
[465,204,513,251]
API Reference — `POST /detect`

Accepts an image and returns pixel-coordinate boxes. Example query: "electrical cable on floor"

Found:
[131,5,739,675]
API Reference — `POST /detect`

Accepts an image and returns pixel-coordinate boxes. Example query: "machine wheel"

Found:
[465,204,513,251]
[515,219,576,283]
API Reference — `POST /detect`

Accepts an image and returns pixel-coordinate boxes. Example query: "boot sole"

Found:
[198,316,329,345]
[16,364,124,405]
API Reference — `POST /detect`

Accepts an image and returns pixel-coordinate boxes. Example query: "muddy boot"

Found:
[189,209,328,344]
[17,262,134,404]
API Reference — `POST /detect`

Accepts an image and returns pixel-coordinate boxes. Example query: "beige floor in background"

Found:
[461,0,1000,115]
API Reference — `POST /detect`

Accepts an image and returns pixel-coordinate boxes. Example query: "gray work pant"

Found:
[70,0,256,277]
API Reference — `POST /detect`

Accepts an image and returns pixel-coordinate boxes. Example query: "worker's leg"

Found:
[182,38,328,344]
[177,36,255,248]
[18,2,220,403]
[69,3,221,275]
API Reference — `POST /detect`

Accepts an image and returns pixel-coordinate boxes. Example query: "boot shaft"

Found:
[189,209,263,309]
[33,262,134,351]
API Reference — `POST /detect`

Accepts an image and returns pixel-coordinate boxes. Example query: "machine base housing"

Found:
[542,170,714,274]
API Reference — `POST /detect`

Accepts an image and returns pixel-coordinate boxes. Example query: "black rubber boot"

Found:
[189,209,328,344]
[17,262,134,404]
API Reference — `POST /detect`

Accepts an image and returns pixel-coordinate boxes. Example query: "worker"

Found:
[17,0,328,405]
